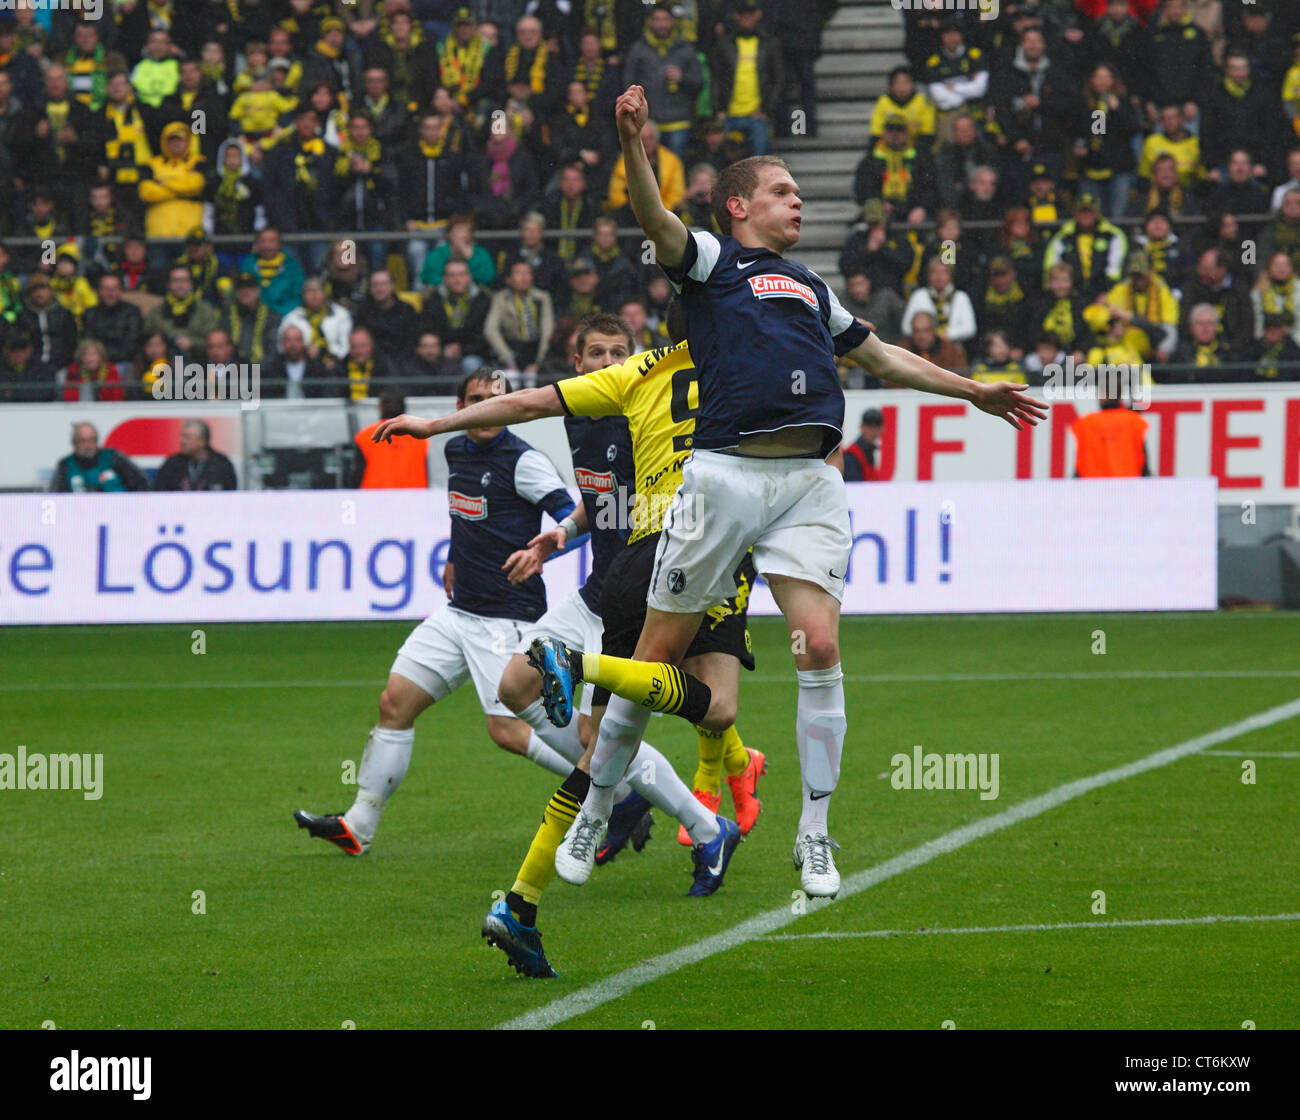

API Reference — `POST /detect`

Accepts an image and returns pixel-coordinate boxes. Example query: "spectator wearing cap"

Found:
[484,258,554,383]
[1249,311,1300,379]
[899,310,967,371]
[1071,384,1150,479]
[223,272,281,366]
[352,388,430,488]
[1103,249,1180,362]
[841,409,885,483]
[1024,162,1062,226]
[992,25,1080,166]
[0,329,56,402]
[262,325,333,400]
[1137,103,1203,191]
[281,277,353,371]
[623,3,703,159]
[237,228,307,319]
[1146,0,1214,129]
[52,423,149,492]
[437,7,494,120]
[49,242,97,326]
[924,19,989,144]
[555,254,602,320]
[420,258,491,374]
[1168,303,1242,382]
[18,272,77,372]
[300,16,353,98]
[1252,250,1300,346]
[143,266,221,361]
[976,257,1034,358]
[1042,185,1128,301]
[174,228,226,307]
[838,198,916,296]
[606,120,685,214]
[1073,62,1140,220]
[853,112,939,222]
[153,420,238,492]
[902,255,976,347]
[83,273,143,371]
[840,271,903,346]
[872,66,937,147]
[138,121,207,243]
[1083,302,1148,378]
[710,0,783,159]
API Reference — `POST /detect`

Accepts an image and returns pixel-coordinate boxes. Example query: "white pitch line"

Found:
[494,696,1300,1031]
[762,913,1300,942]
[5,668,1300,693]
[1202,750,1300,759]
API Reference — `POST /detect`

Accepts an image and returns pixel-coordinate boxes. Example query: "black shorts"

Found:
[592,532,755,707]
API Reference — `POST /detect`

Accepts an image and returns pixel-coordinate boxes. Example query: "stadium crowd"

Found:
[1,0,1300,414]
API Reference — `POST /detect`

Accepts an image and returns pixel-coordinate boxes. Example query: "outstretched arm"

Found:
[615,84,688,269]
[371,385,564,442]
[844,331,1048,431]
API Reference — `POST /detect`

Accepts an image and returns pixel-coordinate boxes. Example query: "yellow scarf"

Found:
[440,36,486,104]
[872,141,913,202]
[229,302,269,364]
[573,57,604,97]
[419,118,458,158]
[1195,342,1219,368]
[1043,299,1078,346]
[335,137,381,176]
[1262,281,1296,318]
[165,290,198,319]
[347,358,373,400]
[983,280,1025,308]
[256,252,286,284]
[505,43,549,95]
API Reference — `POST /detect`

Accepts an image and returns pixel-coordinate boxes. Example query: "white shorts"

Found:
[518,589,603,717]
[648,449,852,614]
[391,606,530,718]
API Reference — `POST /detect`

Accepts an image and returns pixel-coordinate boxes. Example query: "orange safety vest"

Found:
[354,421,429,489]
[1071,407,1148,478]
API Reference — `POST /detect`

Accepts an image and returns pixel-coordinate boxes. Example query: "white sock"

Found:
[627,740,719,843]
[583,695,650,821]
[612,779,634,801]
[518,699,584,764]
[795,665,846,839]
[525,732,572,777]
[346,726,413,842]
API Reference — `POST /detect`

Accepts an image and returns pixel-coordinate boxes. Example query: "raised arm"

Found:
[372,385,564,442]
[844,331,1048,431]
[615,84,688,269]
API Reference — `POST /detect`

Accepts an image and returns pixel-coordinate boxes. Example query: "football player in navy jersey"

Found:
[535,84,1047,898]
[294,372,584,857]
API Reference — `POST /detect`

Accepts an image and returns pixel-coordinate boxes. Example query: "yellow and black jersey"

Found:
[553,341,697,546]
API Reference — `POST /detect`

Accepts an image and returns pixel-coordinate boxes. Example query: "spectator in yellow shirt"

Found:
[229,70,296,149]
[1103,249,1179,362]
[871,66,937,145]
[606,121,685,213]
[1138,102,1203,188]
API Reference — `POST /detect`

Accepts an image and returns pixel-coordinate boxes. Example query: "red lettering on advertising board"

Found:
[1210,400,1263,488]
[1049,402,1080,477]
[917,405,965,481]
[1144,400,1203,477]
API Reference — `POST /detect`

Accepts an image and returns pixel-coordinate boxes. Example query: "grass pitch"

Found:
[3,612,1298,1030]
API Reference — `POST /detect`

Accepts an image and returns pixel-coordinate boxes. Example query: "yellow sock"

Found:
[721,724,749,777]
[694,726,724,793]
[579,652,711,721]
[510,784,582,906]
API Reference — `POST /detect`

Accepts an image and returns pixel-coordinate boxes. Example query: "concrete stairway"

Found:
[774,0,906,289]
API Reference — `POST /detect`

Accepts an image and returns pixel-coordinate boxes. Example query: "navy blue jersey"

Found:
[664,230,872,457]
[565,412,634,615]
[445,429,575,622]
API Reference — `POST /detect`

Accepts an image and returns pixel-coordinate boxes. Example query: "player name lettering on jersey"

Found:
[748,273,818,309]
[448,491,487,520]
[574,467,616,494]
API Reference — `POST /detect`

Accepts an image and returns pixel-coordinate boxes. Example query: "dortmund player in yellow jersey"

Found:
[375,309,762,976]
